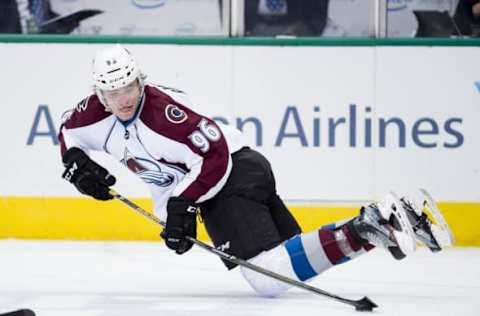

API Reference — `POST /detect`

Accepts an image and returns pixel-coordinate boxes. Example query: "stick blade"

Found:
[0,310,35,316]
[354,297,378,312]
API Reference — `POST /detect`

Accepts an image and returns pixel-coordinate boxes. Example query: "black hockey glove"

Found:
[62,147,116,201]
[160,196,197,255]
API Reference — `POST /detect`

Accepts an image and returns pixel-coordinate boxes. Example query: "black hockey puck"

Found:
[0,309,35,316]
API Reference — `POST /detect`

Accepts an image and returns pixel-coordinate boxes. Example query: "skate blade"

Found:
[419,189,455,247]
[386,192,417,255]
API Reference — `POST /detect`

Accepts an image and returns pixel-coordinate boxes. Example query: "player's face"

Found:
[102,80,141,121]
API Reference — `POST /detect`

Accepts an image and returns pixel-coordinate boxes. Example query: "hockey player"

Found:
[59,45,453,296]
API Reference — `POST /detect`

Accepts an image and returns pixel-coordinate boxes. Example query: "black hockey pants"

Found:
[200,147,302,269]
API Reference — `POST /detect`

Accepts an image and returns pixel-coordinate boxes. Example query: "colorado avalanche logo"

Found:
[121,149,175,187]
[165,104,188,124]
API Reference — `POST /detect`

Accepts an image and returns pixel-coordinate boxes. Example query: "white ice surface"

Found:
[0,240,479,316]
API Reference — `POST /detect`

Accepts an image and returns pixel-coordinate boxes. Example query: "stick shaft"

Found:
[110,189,377,310]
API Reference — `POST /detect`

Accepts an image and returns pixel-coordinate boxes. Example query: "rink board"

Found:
[0,197,479,246]
[0,39,479,244]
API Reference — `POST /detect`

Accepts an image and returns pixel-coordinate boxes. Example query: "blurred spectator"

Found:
[0,0,58,33]
[0,0,101,34]
[0,0,22,33]
[386,0,456,38]
[453,0,480,36]
[245,0,329,36]
[48,0,220,36]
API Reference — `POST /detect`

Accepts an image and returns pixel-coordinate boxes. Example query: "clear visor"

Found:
[101,80,140,100]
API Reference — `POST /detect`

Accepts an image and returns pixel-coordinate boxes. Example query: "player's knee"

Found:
[240,245,295,297]
[241,268,290,297]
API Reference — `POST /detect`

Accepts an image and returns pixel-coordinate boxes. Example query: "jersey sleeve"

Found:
[170,113,232,203]
[173,117,232,203]
[58,96,112,157]
[140,89,232,203]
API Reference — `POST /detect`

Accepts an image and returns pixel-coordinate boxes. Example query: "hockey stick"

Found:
[0,309,35,316]
[110,189,378,311]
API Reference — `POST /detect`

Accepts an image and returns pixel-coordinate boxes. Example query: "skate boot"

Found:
[400,189,454,252]
[349,192,416,260]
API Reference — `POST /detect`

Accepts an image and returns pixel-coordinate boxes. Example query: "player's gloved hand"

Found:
[61,147,116,201]
[161,196,197,255]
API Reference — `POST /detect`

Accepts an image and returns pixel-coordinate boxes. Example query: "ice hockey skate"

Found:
[400,189,454,252]
[350,192,416,260]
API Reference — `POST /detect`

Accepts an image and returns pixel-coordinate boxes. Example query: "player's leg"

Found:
[267,193,302,241]
[240,214,374,297]
[199,147,291,269]
[240,192,416,297]
[201,194,285,270]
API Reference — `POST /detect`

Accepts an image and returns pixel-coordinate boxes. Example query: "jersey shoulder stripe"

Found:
[140,85,200,142]
[63,95,112,130]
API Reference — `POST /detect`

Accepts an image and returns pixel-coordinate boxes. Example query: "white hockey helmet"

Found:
[92,45,145,106]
